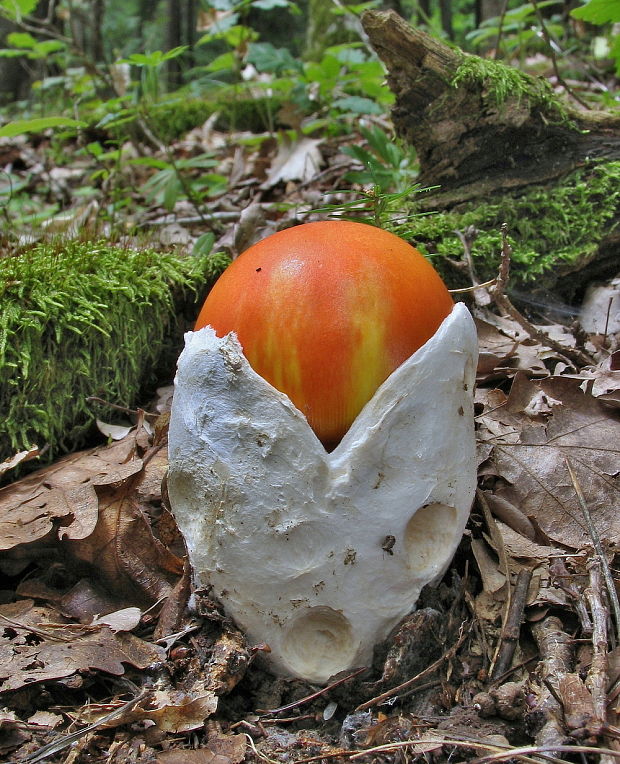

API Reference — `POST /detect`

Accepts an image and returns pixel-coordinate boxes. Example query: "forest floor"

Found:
[1,110,620,763]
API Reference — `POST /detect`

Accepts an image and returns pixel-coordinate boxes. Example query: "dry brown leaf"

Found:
[90,607,142,631]
[17,577,128,623]
[483,492,536,540]
[0,446,40,477]
[81,684,218,733]
[65,466,183,607]
[0,436,143,552]
[2,421,182,611]
[0,599,165,693]
[482,374,620,550]
[206,731,247,764]
[471,538,506,593]
[496,522,564,561]
[154,558,192,641]
[475,315,550,381]
[260,136,322,189]
[155,732,247,764]
[27,710,63,728]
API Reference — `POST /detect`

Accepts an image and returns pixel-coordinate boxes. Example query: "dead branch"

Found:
[490,568,533,681]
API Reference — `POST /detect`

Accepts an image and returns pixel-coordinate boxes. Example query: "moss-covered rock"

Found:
[0,240,229,463]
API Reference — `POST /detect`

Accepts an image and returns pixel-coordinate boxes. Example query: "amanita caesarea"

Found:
[167,222,478,684]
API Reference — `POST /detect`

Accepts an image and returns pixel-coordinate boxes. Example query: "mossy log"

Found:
[361,10,620,295]
[0,241,229,465]
[362,10,620,204]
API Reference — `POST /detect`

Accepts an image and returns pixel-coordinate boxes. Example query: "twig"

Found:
[351,736,568,764]
[449,279,497,294]
[256,667,367,715]
[565,457,620,644]
[354,621,470,712]
[0,613,74,643]
[288,735,620,764]
[549,558,593,635]
[86,396,158,420]
[493,0,511,59]
[476,489,513,679]
[530,615,573,748]
[454,226,493,308]
[490,568,533,680]
[585,558,609,736]
[472,744,620,763]
[491,224,595,368]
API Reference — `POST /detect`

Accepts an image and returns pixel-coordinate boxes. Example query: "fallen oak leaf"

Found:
[484,375,620,550]
[16,577,128,623]
[65,453,183,608]
[157,752,231,764]
[0,434,144,553]
[79,683,218,733]
[2,419,183,611]
[0,619,165,693]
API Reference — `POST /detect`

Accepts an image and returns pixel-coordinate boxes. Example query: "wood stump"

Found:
[361,10,620,206]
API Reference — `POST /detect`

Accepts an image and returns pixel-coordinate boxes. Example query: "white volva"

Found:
[168,303,478,684]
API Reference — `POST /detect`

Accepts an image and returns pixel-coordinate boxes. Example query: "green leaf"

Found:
[118,47,187,68]
[206,51,236,72]
[251,0,289,8]
[128,157,171,170]
[192,233,215,257]
[0,48,25,58]
[163,175,182,211]
[6,31,37,48]
[0,0,39,19]
[0,117,85,137]
[247,42,300,74]
[331,95,383,114]
[571,0,620,23]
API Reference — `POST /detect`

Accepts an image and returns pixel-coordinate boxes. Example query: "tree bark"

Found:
[361,10,620,206]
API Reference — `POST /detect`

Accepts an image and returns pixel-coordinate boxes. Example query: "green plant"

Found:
[244,41,393,133]
[342,124,418,192]
[130,153,227,213]
[571,0,620,75]
[466,0,564,59]
[311,184,437,231]
[0,31,66,61]
[0,116,85,137]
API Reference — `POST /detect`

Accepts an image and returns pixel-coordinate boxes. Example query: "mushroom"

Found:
[167,222,478,683]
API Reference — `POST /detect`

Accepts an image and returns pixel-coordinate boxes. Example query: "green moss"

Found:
[140,95,284,143]
[451,55,574,126]
[400,161,620,288]
[148,99,216,143]
[0,241,229,462]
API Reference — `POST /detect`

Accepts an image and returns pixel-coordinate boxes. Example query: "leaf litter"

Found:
[1,123,620,763]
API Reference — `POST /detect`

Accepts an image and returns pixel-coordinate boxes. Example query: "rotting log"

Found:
[361,10,620,295]
[361,10,620,205]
